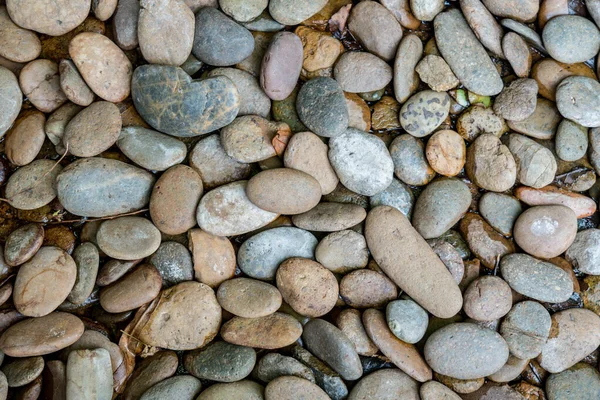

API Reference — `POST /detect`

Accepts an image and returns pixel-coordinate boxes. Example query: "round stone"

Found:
[556,76,600,128]
[296,77,348,138]
[466,134,516,192]
[463,276,512,322]
[348,369,419,400]
[148,242,194,287]
[400,90,450,137]
[334,51,393,93]
[19,59,66,112]
[389,134,436,186]
[117,126,187,172]
[96,217,161,260]
[425,129,465,177]
[0,66,22,137]
[6,0,91,36]
[500,301,551,359]
[63,101,122,157]
[542,15,600,64]
[386,299,428,344]
[184,341,256,382]
[217,278,282,318]
[260,32,303,101]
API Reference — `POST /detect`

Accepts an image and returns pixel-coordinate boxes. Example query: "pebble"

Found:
[542,15,600,64]
[132,65,239,137]
[386,299,428,344]
[14,246,76,317]
[546,363,600,400]
[393,34,422,103]
[196,380,264,400]
[135,282,222,350]
[265,376,329,400]
[460,213,515,269]
[238,227,317,280]
[138,0,194,66]
[297,77,348,138]
[460,0,504,58]
[96,259,140,287]
[0,6,41,63]
[348,1,403,61]
[246,168,321,215]
[190,134,252,189]
[507,97,561,138]
[492,78,538,122]
[207,67,270,118]
[303,319,362,380]
[277,258,338,317]
[315,230,368,273]
[57,157,154,217]
[463,276,512,322]
[336,309,378,356]
[515,185,597,218]
[482,0,538,22]
[196,181,279,237]
[0,312,84,357]
[415,55,458,92]
[140,376,202,400]
[487,355,529,383]
[513,205,577,259]
[466,134,517,192]
[456,105,508,142]
[188,229,236,288]
[500,253,573,302]
[505,133,557,188]
[555,120,588,162]
[117,126,186,171]
[500,300,551,359]
[184,341,256,382]
[538,308,600,373]
[380,0,420,28]
[66,349,112,400]
[148,241,194,286]
[371,96,401,130]
[502,32,532,78]
[260,32,302,101]
[150,165,203,235]
[565,228,600,274]
[221,312,302,349]
[369,178,414,218]
[389,134,436,186]
[273,86,307,132]
[69,32,132,103]
[97,217,161,260]
[411,0,443,20]
[113,0,140,50]
[93,0,117,20]
[58,59,94,106]
[479,193,522,236]
[19,59,66,113]
[366,206,463,318]
[99,263,162,312]
[434,9,503,96]
[255,353,315,383]
[220,0,266,22]
[349,368,419,400]
[217,277,282,318]
[220,115,285,162]
[340,269,397,308]
[328,128,394,196]
[283,131,339,195]
[5,159,61,210]
[420,380,461,399]
[268,0,328,25]
[412,178,471,239]
[556,76,600,128]
[122,351,178,400]
[424,323,509,379]
[400,90,450,137]
[2,357,44,388]
[334,51,393,93]
[425,130,465,176]
[63,101,121,157]
[67,242,99,304]
[533,59,596,101]
[6,0,90,36]
[45,102,81,150]
[0,66,21,137]
[4,223,43,266]
[296,26,342,77]
[193,7,253,66]
[362,308,432,382]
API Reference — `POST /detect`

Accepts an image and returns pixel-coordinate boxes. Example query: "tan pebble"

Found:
[4,111,45,166]
[221,312,303,349]
[336,309,378,356]
[188,229,236,288]
[217,277,282,318]
[425,129,466,177]
[99,264,162,313]
[340,269,398,308]
[19,59,67,112]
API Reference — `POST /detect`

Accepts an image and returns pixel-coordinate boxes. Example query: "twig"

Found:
[49,209,149,225]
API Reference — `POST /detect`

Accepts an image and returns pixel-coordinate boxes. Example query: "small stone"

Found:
[349,368,419,400]
[425,130,465,177]
[507,97,561,140]
[482,0,538,22]
[217,277,282,318]
[291,345,348,400]
[500,253,573,303]
[371,96,400,131]
[416,55,458,92]
[184,341,256,382]
[297,77,348,138]
[4,223,43,267]
[188,229,236,288]
[500,300,551,359]
[393,34,422,103]
[6,0,91,36]
[492,78,538,122]
[67,242,99,305]
[420,381,461,400]
[99,263,162,312]
[295,26,343,76]
[140,376,202,400]
[459,213,516,269]
[386,299,428,344]
[272,86,307,132]
[400,90,450,138]
[122,351,178,400]
[19,59,66,112]
[117,126,186,171]
[260,31,302,101]
[93,0,117,20]
[505,133,557,188]
[546,363,600,400]
[336,309,378,356]
[113,0,140,50]
[196,380,264,400]
[315,230,368,273]
[515,185,596,219]
[389,134,436,186]
[479,192,522,236]
[456,105,508,142]
[0,66,21,137]
[2,357,44,388]
[58,59,94,106]
[268,0,328,25]
[221,313,302,349]
[460,0,504,58]
[207,67,271,118]
[334,51,393,93]
[463,276,512,322]
[148,242,193,287]
[220,115,285,162]
[466,133,517,192]
[63,101,121,157]
[66,349,112,400]
[265,376,329,400]
[369,178,414,218]
[533,59,596,101]
[97,217,161,260]
[555,120,588,162]
[256,353,315,383]
[542,15,600,64]
[0,6,41,63]
[556,76,600,128]
[565,228,600,275]
[291,202,366,232]
[502,32,532,78]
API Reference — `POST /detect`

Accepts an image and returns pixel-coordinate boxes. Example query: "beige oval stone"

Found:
[265,376,329,400]
[19,59,67,112]
[5,159,62,210]
[14,246,76,317]
[532,58,597,101]
[246,168,322,215]
[291,202,367,232]
[136,281,222,350]
[513,205,577,259]
[188,229,236,288]
[97,217,161,260]
[100,263,162,313]
[217,277,282,318]
[363,308,432,382]
[4,111,45,166]
[6,0,91,36]
[221,313,302,349]
[340,269,398,308]
[0,312,84,357]
[0,5,41,63]
[59,59,94,106]
[276,258,338,318]
[425,129,465,177]
[336,308,378,356]
[466,133,517,192]
[63,101,122,157]
[93,0,118,20]
[69,32,132,102]
[515,185,597,219]
[283,131,339,195]
[365,206,463,318]
[150,165,203,235]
